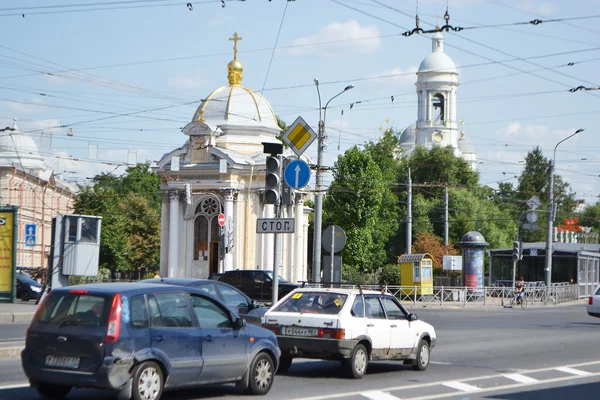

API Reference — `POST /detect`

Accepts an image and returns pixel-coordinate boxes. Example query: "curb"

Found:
[0,346,23,359]
[0,313,34,324]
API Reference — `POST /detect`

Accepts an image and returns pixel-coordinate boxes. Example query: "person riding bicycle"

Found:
[515,277,525,303]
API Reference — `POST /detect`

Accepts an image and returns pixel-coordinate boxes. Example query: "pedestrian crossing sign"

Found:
[25,236,35,246]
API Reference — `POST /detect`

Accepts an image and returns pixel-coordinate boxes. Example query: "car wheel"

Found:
[277,356,292,374]
[131,361,163,400]
[412,339,430,371]
[21,292,31,302]
[33,382,71,399]
[346,343,368,379]
[247,352,275,395]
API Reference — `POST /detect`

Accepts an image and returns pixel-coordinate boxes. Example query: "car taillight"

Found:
[69,289,89,294]
[589,297,593,305]
[106,293,122,343]
[318,328,345,340]
[261,324,281,335]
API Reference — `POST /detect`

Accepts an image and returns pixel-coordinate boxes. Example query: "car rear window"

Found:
[272,292,348,315]
[596,286,600,295]
[34,292,108,327]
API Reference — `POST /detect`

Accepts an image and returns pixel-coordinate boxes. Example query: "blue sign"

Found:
[25,223,36,247]
[284,159,311,190]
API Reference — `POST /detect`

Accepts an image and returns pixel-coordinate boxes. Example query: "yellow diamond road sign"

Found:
[283,116,317,157]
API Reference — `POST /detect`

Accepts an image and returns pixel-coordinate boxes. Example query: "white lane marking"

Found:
[442,381,480,392]
[290,360,600,400]
[504,373,538,384]
[0,383,29,390]
[361,390,401,400]
[555,367,591,376]
[430,361,452,365]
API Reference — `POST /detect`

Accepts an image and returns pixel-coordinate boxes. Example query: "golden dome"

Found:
[227,59,243,86]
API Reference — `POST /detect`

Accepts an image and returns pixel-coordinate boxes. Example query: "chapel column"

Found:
[159,190,170,277]
[263,203,274,270]
[168,189,181,277]
[256,190,264,269]
[222,189,237,271]
[294,192,306,283]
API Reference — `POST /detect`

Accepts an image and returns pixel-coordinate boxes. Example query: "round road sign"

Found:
[218,213,226,227]
[322,225,346,254]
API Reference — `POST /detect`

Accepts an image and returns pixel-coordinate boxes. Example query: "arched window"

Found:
[433,93,445,123]
[193,196,222,267]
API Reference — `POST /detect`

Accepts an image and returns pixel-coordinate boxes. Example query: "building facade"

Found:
[0,120,76,272]
[399,32,477,169]
[153,33,310,283]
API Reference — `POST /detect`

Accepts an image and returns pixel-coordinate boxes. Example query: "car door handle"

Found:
[367,324,374,327]
[152,335,164,343]
[391,324,397,328]
[204,335,213,342]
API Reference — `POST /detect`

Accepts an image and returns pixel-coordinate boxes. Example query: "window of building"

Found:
[433,93,445,122]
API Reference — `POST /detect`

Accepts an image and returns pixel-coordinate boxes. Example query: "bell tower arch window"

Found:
[193,196,223,275]
[433,93,445,123]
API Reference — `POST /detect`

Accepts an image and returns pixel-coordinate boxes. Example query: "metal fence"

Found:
[303,283,581,307]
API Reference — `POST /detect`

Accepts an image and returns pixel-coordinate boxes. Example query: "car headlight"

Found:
[30,286,42,293]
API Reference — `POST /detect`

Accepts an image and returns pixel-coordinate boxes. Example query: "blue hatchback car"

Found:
[21,283,280,400]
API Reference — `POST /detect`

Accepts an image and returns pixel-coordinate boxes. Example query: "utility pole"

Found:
[544,159,554,287]
[444,185,449,247]
[406,167,412,255]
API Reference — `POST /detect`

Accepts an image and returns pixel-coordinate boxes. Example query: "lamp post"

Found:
[545,128,584,287]
[312,80,354,283]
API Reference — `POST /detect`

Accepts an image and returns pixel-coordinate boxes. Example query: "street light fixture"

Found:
[545,128,584,287]
[312,80,354,283]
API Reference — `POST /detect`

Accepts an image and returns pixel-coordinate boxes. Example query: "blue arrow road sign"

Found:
[25,223,36,247]
[284,159,311,190]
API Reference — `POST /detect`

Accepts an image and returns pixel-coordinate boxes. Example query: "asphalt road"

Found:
[0,302,598,400]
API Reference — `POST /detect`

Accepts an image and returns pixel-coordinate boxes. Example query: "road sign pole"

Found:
[329,225,335,287]
[272,155,283,305]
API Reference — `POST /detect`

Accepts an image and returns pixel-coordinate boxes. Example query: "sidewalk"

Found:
[0,301,39,323]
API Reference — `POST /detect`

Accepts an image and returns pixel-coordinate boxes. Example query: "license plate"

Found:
[282,327,318,337]
[45,355,80,369]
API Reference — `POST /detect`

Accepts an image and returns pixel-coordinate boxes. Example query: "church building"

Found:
[399,32,477,169]
[154,33,310,282]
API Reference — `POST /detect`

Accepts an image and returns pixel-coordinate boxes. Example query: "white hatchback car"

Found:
[587,286,600,318]
[262,288,436,379]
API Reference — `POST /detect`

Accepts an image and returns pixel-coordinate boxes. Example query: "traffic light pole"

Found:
[272,154,283,306]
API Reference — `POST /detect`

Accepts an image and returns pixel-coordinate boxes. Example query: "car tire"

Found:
[412,339,430,371]
[345,343,368,379]
[33,382,72,399]
[131,361,164,400]
[277,356,292,374]
[247,352,275,395]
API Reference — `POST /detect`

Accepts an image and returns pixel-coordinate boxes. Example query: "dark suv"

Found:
[21,283,280,400]
[218,270,299,302]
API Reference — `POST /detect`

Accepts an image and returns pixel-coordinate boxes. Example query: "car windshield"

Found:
[18,274,39,286]
[272,292,348,315]
[265,272,287,283]
[34,292,108,327]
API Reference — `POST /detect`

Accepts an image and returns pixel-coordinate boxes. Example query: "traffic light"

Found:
[264,155,281,204]
[512,240,520,261]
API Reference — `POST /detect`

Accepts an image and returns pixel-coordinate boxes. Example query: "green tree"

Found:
[580,202,600,232]
[325,147,398,274]
[73,163,160,276]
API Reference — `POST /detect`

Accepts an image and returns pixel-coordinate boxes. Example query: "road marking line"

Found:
[0,383,29,390]
[555,367,591,376]
[361,390,401,400]
[504,373,538,383]
[430,361,452,365]
[442,381,480,392]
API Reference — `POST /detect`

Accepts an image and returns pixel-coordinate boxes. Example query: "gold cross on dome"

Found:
[229,32,243,59]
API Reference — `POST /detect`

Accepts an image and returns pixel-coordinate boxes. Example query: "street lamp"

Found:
[545,128,584,287]
[312,79,354,283]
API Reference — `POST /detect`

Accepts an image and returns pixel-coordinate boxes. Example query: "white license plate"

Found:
[45,355,80,369]
[282,327,318,337]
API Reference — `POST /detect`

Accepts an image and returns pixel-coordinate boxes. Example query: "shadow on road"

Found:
[281,359,411,379]
[484,381,600,400]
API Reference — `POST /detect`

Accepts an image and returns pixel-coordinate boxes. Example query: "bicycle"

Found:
[510,292,527,309]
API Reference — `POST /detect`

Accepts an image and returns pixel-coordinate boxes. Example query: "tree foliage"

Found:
[411,232,460,270]
[580,202,600,233]
[73,163,160,276]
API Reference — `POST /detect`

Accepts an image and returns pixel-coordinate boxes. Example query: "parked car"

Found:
[140,278,268,326]
[217,269,299,302]
[587,286,600,318]
[21,282,280,400]
[262,287,436,379]
[16,273,43,301]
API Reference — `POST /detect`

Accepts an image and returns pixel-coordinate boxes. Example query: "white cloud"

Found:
[517,1,555,15]
[207,14,232,26]
[287,20,380,58]
[367,66,418,86]
[168,73,208,90]
[496,122,574,142]
[4,99,48,115]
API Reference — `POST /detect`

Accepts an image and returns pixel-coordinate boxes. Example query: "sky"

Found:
[1,0,599,205]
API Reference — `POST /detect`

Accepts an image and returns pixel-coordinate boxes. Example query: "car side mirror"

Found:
[234,317,247,330]
[409,314,418,321]
[250,300,260,310]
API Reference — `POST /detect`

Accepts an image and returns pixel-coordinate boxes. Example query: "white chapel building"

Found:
[154,33,310,282]
[399,32,477,169]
